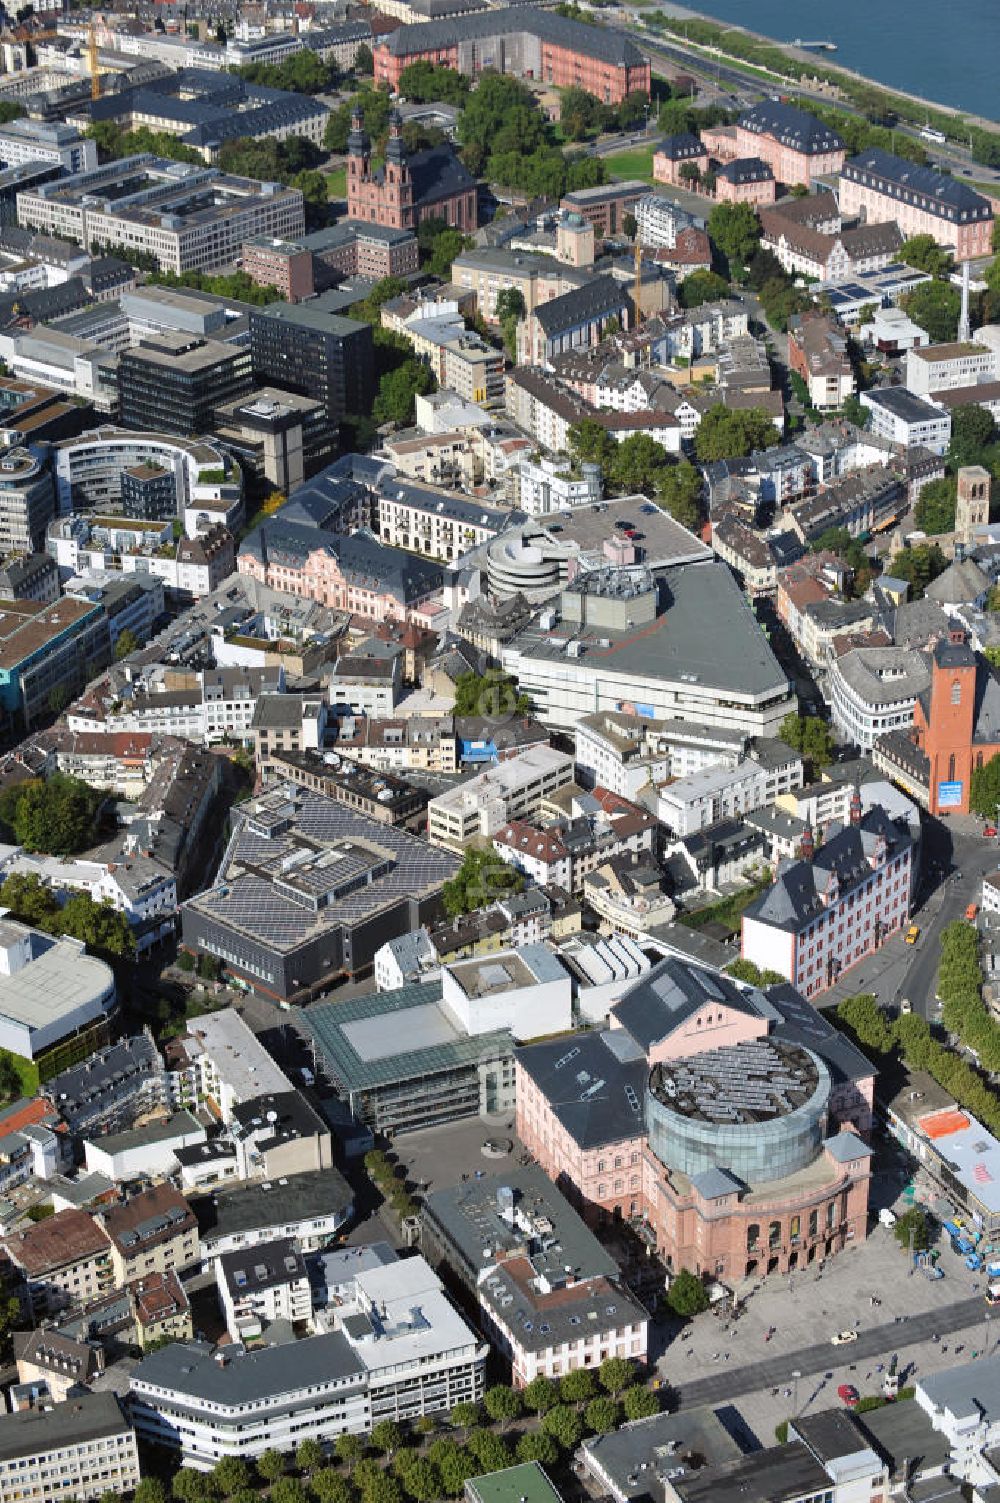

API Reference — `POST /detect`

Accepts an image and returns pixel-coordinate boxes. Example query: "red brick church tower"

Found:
[913,629,979,814]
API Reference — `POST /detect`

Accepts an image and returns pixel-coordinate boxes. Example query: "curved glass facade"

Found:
[646,1048,831,1186]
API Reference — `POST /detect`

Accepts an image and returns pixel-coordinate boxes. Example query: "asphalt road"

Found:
[894,823,998,1020]
[674,1294,990,1409]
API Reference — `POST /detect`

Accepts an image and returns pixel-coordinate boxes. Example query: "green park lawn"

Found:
[600,146,656,184]
[326,166,347,200]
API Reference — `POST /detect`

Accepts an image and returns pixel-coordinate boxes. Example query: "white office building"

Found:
[516,457,602,516]
[860,387,952,453]
[427,746,574,851]
[216,1237,312,1339]
[829,645,931,751]
[129,1256,485,1468]
[168,1008,292,1122]
[439,946,572,1043]
[657,756,795,836]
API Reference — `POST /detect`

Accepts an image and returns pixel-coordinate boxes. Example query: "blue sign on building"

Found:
[938,781,963,808]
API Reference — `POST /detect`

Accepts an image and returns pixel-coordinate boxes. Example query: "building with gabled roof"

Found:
[347,107,477,233]
[99,1183,200,1285]
[741,803,913,997]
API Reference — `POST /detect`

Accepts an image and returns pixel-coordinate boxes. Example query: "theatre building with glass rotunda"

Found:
[516,958,874,1283]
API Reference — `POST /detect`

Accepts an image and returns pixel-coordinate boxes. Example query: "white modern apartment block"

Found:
[860,387,952,453]
[634,193,695,249]
[329,1256,487,1424]
[517,456,602,515]
[427,745,574,851]
[168,1009,292,1122]
[574,711,747,799]
[829,645,931,751]
[656,755,801,836]
[216,1238,311,1339]
[53,429,240,530]
[129,1334,370,1466]
[916,1354,1000,1478]
[906,341,996,396]
[0,1394,140,1503]
[439,946,572,1043]
[130,1257,486,1467]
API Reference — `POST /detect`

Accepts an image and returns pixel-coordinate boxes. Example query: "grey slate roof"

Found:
[717,156,773,184]
[533,276,631,338]
[924,557,990,605]
[239,520,443,603]
[739,100,844,154]
[610,957,756,1051]
[514,1029,646,1150]
[132,1332,364,1405]
[656,132,706,161]
[382,8,646,65]
[843,148,993,219]
[742,807,913,935]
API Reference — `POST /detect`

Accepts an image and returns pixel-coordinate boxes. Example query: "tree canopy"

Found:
[887,542,947,599]
[949,406,997,470]
[442,849,525,918]
[707,200,761,270]
[665,1267,709,1317]
[902,280,961,343]
[0,774,103,855]
[372,357,435,425]
[656,460,703,530]
[453,669,530,718]
[677,269,730,309]
[694,405,775,462]
[397,61,469,106]
[900,235,952,277]
[778,712,834,768]
[913,476,957,535]
[971,752,1000,820]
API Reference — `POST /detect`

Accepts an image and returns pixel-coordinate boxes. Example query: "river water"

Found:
[663,0,998,122]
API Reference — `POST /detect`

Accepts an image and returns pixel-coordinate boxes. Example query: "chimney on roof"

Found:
[849,785,862,827]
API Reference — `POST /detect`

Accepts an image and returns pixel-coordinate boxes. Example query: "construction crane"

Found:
[633,239,643,328]
[87,22,101,102]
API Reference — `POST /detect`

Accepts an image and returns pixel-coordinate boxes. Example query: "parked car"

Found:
[838,1384,860,1407]
[831,1330,858,1346]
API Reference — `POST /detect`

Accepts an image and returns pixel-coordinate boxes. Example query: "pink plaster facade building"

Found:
[516,957,874,1283]
[839,149,993,261]
[652,132,709,188]
[237,523,443,626]
[734,101,845,188]
[347,107,477,233]
[714,157,776,206]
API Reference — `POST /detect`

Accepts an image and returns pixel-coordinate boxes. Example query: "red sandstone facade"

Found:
[373,37,648,104]
[347,110,477,233]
